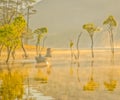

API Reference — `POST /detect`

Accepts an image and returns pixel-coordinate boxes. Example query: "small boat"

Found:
[35,54,47,63]
[35,54,50,68]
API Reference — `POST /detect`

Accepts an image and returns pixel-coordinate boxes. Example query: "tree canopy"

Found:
[103,15,117,27]
[83,23,100,37]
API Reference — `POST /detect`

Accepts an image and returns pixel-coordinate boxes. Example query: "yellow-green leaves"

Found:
[0,15,26,62]
[34,27,47,39]
[83,23,100,58]
[13,15,26,37]
[34,27,48,34]
[0,70,24,99]
[0,15,26,47]
[103,15,117,27]
[34,27,48,55]
[103,15,117,55]
[83,23,100,37]
[0,24,15,44]
[34,27,48,42]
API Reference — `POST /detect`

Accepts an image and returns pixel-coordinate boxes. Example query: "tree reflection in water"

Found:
[0,64,24,100]
[83,60,99,91]
[69,60,74,76]
[0,62,52,100]
[34,68,48,83]
[104,54,117,91]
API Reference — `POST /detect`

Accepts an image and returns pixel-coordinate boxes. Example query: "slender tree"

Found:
[103,15,117,56]
[76,32,82,59]
[0,0,37,60]
[83,24,100,91]
[34,27,48,55]
[69,40,74,75]
[70,40,74,60]
[69,32,82,81]
[103,15,117,91]
[83,23,100,58]
[0,15,26,63]
[42,36,47,49]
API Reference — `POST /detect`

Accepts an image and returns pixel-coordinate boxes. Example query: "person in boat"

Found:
[35,54,46,63]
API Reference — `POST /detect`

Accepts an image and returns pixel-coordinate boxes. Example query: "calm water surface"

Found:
[0,50,120,100]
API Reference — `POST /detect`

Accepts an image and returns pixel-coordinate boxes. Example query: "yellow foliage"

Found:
[103,15,117,27]
[104,80,117,91]
[0,15,26,48]
[0,70,24,100]
[83,23,100,37]
[83,78,99,91]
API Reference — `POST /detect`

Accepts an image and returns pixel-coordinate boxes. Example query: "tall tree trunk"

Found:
[21,38,28,58]
[12,45,17,60]
[109,27,115,71]
[36,40,41,55]
[110,28,114,56]
[27,7,29,32]
[76,32,82,82]
[91,36,94,58]
[39,41,41,55]
[3,0,6,24]
[0,44,4,56]
[36,37,41,55]
[6,47,12,63]
[76,32,82,59]
[36,43,39,55]
[42,36,47,49]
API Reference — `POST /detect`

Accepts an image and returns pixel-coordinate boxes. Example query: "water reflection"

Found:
[69,61,74,76]
[76,62,80,82]
[0,67,24,100]
[34,69,48,83]
[0,61,52,100]
[83,60,99,91]
[104,54,117,91]
[69,55,80,82]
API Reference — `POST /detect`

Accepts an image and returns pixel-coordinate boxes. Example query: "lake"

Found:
[0,49,120,100]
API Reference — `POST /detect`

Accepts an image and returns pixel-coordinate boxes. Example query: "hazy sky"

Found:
[30,0,120,48]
